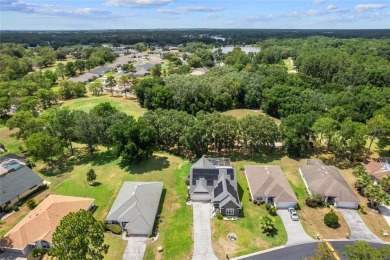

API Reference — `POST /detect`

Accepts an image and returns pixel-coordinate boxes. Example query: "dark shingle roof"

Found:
[0,167,43,205]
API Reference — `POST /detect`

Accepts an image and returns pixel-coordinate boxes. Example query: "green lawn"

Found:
[104,233,127,260]
[223,109,281,125]
[211,158,288,258]
[283,57,294,71]
[0,127,24,155]
[61,96,146,118]
[38,151,192,259]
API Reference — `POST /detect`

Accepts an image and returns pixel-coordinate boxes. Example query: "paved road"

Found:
[237,241,385,260]
[338,208,381,242]
[192,202,218,260]
[278,209,315,245]
[378,205,390,227]
[122,236,148,260]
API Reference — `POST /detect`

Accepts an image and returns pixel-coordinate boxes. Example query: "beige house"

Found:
[0,195,94,255]
[299,160,359,209]
[245,165,298,209]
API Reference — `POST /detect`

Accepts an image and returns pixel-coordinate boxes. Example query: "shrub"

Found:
[32,248,47,257]
[264,203,271,211]
[12,206,19,212]
[268,207,277,216]
[305,193,323,208]
[106,224,122,234]
[3,206,12,213]
[27,199,37,210]
[216,212,223,220]
[324,211,339,228]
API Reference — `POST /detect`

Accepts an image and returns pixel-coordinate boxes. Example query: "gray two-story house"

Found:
[189,157,241,216]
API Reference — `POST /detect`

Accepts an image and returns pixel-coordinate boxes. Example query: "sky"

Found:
[0,0,389,30]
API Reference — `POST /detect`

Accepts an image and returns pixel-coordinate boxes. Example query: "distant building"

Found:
[189,157,241,216]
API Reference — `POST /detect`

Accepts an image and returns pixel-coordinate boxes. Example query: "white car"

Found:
[288,207,299,221]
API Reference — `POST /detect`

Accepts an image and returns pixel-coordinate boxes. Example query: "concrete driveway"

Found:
[338,208,380,242]
[378,205,390,227]
[277,209,314,245]
[122,236,148,260]
[192,202,218,260]
[0,252,26,260]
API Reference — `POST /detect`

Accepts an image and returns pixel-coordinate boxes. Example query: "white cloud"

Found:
[105,0,171,8]
[204,14,221,19]
[326,4,336,11]
[157,5,224,15]
[307,9,321,16]
[354,4,389,13]
[313,0,325,4]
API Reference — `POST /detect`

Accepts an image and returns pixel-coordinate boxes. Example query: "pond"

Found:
[212,46,261,54]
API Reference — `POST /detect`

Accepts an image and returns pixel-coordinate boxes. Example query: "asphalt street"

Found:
[240,241,385,260]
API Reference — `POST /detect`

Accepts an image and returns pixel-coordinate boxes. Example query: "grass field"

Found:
[223,109,281,125]
[33,151,192,259]
[104,233,127,260]
[61,95,146,118]
[0,127,24,155]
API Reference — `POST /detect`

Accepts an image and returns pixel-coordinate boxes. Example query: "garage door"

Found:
[337,201,357,209]
[192,193,211,201]
[276,202,297,209]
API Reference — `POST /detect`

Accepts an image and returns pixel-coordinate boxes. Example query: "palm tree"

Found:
[259,215,275,234]
[118,74,129,99]
[106,75,116,97]
[364,184,389,208]
[355,173,372,194]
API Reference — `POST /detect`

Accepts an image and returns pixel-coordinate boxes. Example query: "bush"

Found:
[27,199,37,210]
[264,203,271,211]
[3,206,12,213]
[324,211,339,228]
[305,193,323,208]
[12,206,19,212]
[216,212,223,220]
[32,248,46,257]
[106,224,122,234]
[268,206,277,216]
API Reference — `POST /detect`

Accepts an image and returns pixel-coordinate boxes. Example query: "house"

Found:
[69,72,96,83]
[0,195,94,255]
[90,66,114,77]
[189,157,242,216]
[0,155,43,211]
[364,160,390,184]
[106,182,163,236]
[299,159,359,209]
[245,165,298,208]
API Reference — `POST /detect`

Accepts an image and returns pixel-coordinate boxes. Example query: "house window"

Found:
[256,196,264,201]
[226,208,234,216]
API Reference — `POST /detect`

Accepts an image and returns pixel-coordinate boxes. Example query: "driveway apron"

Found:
[338,208,381,242]
[277,209,314,245]
[122,236,148,260]
[192,202,218,260]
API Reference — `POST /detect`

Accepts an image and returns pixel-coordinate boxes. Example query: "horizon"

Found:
[1,0,389,30]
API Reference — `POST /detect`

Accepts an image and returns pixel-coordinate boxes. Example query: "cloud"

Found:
[0,0,64,11]
[157,5,225,15]
[105,0,171,8]
[307,4,347,16]
[203,14,221,19]
[313,0,325,4]
[354,4,389,13]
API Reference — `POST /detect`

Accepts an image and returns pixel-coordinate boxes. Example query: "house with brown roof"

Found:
[0,195,94,255]
[299,160,359,209]
[245,165,298,208]
[364,161,390,184]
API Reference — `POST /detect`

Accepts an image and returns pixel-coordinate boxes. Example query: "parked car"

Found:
[288,207,299,221]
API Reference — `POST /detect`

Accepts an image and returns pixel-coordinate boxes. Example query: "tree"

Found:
[50,210,109,260]
[150,64,162,78]
[259,215,275,234]
[365,114,390,161]
[65,61,76,77]
[47,108,76,155]
[117,74,129,98]
[324,211,339,228]
[6,111,46,139]
[381,176,390,193]
[72,110,101,156]
[74,59,85,74]
[355,173,372,194]
[85,60,94,71]
[89,81,103,96]
[25,133,63,166]
[364,184,390,208]
[343,241,382,260]
[308,242,337,260]
[56,63,66,79]
[87,169,97,184]
[312,117,338,155]
[106,75,116,97]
